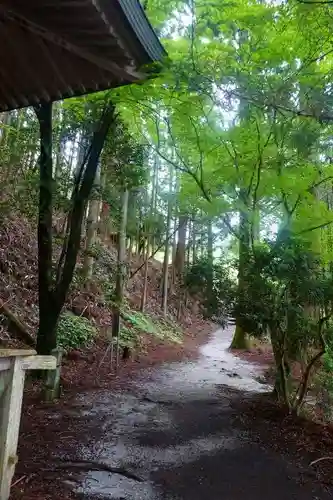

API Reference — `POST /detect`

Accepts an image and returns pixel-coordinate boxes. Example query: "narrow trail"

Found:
[53,326,331,500]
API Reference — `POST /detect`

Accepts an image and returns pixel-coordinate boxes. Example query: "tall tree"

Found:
[35,101,116,355]
[112,189,129,340]
[161,164,174,316]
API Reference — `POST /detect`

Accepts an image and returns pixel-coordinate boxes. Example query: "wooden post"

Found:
[44,347,63,401]
[0,350,56,500]
[0,357,25,500]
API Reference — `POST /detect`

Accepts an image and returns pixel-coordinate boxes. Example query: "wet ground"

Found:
[47,326,332,500]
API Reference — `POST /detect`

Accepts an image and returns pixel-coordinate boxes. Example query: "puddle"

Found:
[72,472,159,499]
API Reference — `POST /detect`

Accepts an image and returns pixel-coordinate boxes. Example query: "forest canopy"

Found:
[2,0,333,412]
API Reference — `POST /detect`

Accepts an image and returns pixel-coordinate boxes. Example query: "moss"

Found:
[230,324,250,349]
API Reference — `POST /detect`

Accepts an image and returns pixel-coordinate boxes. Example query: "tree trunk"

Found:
[140,235,150,312]
[140,183,153,311]
[0,111,11,148]
[83,164,101,280]
[126,190,136,260]
[112,189,129,338]
[35,102,57,355]
[27,126,39,170]
[76,132,90,236]
[171,218,177,287]
[8,109,23,167]
[151,143,159,254]
[231,192,251,349]
[137,205,144,257]
[192,216,197,263]
[251,207,260,244]
[200,214,206,258]
[186,220,191,267]
[174,215,188,281]
[128,236,133,261]
[57,104,115,299]
[207,219,214,299]
[68,135,77,176]
[271,333,291,409]
[35,102,115,355]
[161,184,173,317]
[99,201,110,243]
[54,102,63,180]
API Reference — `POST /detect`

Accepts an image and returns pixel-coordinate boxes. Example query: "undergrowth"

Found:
[57,311,97,351]
[122,307,183,343]
[102,303,183,350]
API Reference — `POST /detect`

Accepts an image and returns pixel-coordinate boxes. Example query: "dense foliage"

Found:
[185,257,235,325]
[2,0,333,415]
[237,238,333,410]
[56,312,97,352]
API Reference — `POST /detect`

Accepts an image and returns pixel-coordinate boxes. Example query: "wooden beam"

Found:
[90,0,130,55]
[0,88,10,111]
[0,349,36,358]
[44,348,63,401]
[1,22,47,105]
[0,357,26,500]
[36,0,89,6]
[36,37,73,98]
[0,353,57,499]
[0,64,20,109]
[20,355,56,371]
[0,6,141,83]
[0,21,31,108]
[78,83,87,94]
[23,28,64,101]
[0,359,10,372]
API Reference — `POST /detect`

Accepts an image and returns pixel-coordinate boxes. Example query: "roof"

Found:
[0,0,166,112]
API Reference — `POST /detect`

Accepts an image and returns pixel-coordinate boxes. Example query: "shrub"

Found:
[56,311,97,351]
[115,325,140,349]
[185,257,236,325]
[317,335,333,420]
[235,237,333,411]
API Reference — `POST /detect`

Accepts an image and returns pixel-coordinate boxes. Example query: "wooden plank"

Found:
[44,348,64,401]
[1,21,48,104]
[0,354,56,497]
[0,358,26,500]
[0,350,36,358]
[0,359,10,372]
[0,7,140,82]
[36,37,72,97]
[0,370,10,396]
[20,355,56,371]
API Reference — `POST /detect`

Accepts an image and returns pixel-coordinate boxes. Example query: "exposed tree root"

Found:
[46,460,144,482]
[142,396,176,405]
[309,456,333,467]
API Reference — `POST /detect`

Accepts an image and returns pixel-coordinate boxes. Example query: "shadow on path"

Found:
[58,327,331,499]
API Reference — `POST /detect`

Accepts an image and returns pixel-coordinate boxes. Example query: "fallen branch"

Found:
[309,456,333,467]
[46,460,144,482]
[11,475,27,488]
[0,301,35,346]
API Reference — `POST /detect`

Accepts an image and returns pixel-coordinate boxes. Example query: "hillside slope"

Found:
[0,215,209,368]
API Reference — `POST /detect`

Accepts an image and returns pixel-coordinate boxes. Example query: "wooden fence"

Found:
[0,350,57,500]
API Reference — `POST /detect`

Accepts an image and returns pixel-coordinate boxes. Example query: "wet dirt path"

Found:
[50,327,332,499]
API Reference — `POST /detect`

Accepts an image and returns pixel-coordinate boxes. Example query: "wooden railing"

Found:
[0,350,57,500]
